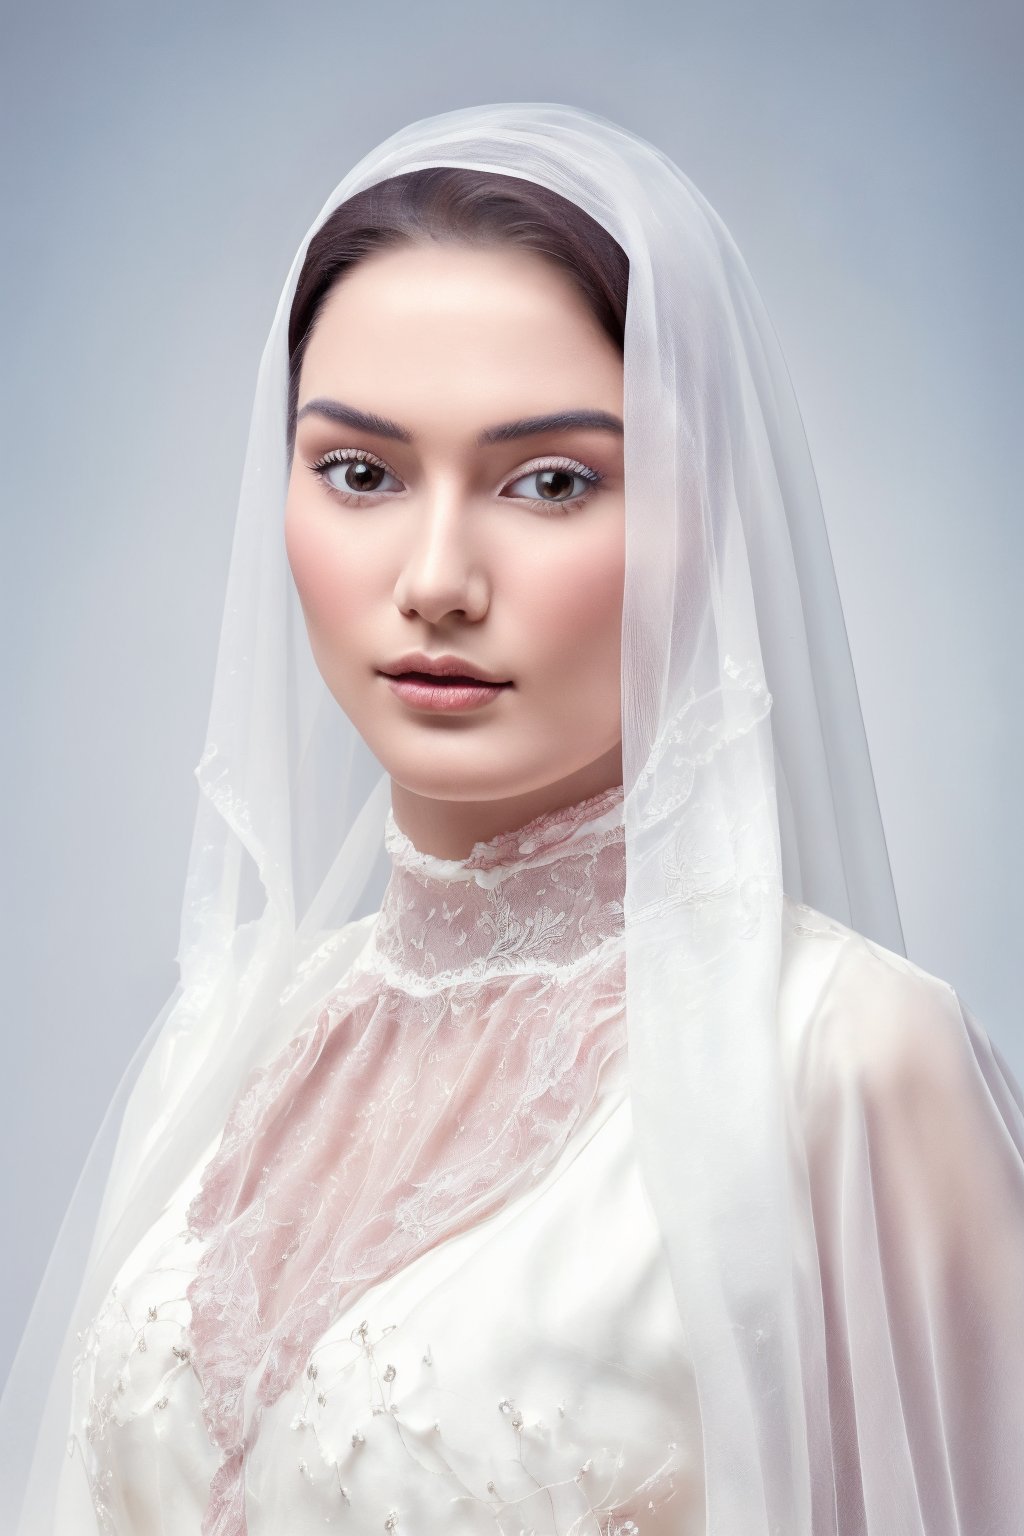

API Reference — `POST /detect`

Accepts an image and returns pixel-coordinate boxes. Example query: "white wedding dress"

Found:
[56,784,989,1536]
[61,1050,702,1536]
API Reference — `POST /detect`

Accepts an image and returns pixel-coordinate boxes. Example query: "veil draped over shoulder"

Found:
[5,101,1024,1535]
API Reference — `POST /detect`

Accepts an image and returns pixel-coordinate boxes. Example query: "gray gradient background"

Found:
[2,0,1021,1384]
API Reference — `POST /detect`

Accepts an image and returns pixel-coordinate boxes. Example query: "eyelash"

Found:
[303,447,603,514]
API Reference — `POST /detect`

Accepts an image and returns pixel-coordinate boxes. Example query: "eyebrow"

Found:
[295,397,624,446]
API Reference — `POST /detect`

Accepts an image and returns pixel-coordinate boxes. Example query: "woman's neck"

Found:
[387,747,623,861]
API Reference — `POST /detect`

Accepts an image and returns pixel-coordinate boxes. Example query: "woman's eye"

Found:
[308,449,403,499]
[503,461,602,507]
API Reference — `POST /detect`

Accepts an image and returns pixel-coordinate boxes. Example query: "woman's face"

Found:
[285,240,625,856]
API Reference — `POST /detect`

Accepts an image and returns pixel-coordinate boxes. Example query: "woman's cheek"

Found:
[285,501,329,610]
[537,545,624,658]
[287,515,359,641]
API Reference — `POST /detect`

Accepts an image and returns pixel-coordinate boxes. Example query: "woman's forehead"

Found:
[303,241,614,353]
[296,245,623,448]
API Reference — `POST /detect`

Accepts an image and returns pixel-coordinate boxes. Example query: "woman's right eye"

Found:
[306,448,404,500]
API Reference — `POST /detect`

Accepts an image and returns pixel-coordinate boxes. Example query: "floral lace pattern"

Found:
[183,784,638,1534]
[365,782,627,991]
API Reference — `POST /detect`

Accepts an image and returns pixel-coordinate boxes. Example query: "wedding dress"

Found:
[60,784,710,1535]
[57,778,1004,1536]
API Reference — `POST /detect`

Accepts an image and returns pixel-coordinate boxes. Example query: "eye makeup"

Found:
[304,447,605,514]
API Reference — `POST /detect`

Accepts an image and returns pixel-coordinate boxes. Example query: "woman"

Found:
[5,102,1024,1536]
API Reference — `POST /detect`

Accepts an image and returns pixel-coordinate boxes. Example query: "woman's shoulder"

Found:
[777,892,968,1106]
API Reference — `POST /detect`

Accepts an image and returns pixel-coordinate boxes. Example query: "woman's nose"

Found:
[392,490,490,624]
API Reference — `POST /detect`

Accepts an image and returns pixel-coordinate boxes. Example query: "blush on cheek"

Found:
[285,505,326,599]
[285,509,354,642]
[522,547,624,736]
[542,545,624,650]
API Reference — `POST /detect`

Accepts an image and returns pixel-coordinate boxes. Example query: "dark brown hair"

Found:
[286,167,629,457]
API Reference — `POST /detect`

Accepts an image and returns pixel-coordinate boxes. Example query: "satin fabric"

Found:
[60,1059,703,1536]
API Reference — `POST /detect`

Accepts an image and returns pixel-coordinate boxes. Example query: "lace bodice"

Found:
[61,783,707,1534]
[66,1074,704,1535]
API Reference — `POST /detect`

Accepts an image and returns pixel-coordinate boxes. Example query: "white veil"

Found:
[6,100,1024,1535]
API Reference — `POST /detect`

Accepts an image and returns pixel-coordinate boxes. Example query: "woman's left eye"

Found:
[502,458,603,510]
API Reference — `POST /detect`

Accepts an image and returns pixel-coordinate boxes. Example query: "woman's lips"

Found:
[382,672,512,713]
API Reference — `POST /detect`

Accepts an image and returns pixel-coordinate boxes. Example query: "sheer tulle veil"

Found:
[8,100,1016,1534]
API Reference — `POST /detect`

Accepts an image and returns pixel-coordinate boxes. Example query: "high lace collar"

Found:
[364,782,627,991]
